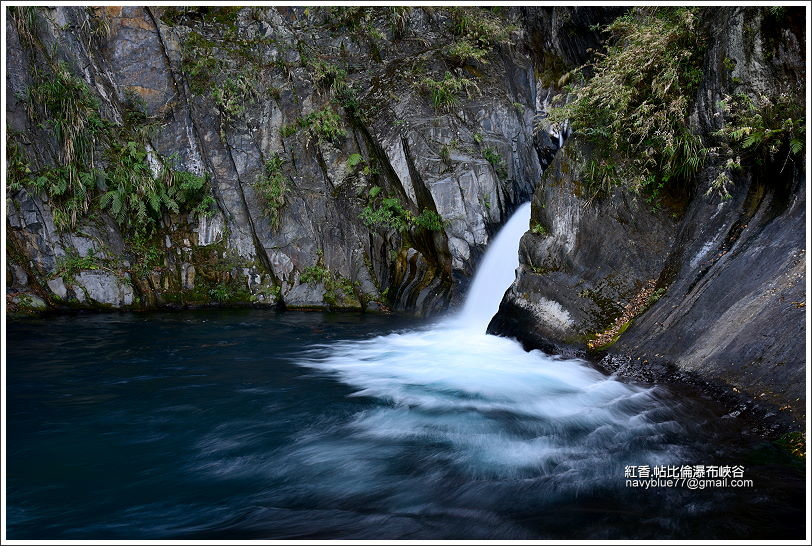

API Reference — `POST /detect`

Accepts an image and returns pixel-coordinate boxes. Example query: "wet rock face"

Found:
[522,6,627,70]
[490,7,806,424]
[487,139,676,352]
[7,6,564,314]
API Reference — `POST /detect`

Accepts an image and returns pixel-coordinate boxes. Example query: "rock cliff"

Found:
[6,6,558,314]
[489,7,806,425]
[5,6,806,428]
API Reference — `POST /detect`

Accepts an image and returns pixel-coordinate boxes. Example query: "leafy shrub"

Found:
[279,123,298,138]
[208,285,231,302]
[547,8,708,199]
[211,72,257,121]
[530,222,549,236]
[126,232,165,279]
[21,62,214,233]
[300,263,357,307]
[325,6,373,31]
[306,107,346,143]
[448,7,513,49]
[388,6,412,38]
[360,197,413,232]
[23,63,110,229]
[254,154,289,229]
[445,40,489,65]
[281,107,347,144]
[311,60,348,94]
[28,62,107,166]
[53,248,101,283]
[9,6,40,49]
[483,147,508,179]
[414,210,444,231]
[300,264,329,285]
[6,137,31,197]
[28,165,101,230]
[420,72,480,110]
[715,92,805,161]
[439,145,452,164]
[346,153,364,169]
[100,141,212,233]
[360,191,445,233]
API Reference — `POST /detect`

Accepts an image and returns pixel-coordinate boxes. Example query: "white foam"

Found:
[292,204,684,481]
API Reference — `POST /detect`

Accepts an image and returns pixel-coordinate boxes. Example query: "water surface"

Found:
[6,309,804,539]
[6,204,804,539]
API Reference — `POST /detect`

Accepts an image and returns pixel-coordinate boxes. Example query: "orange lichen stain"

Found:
[102,6,123,17]
[119,17,155,31]
[126,85,160,99]
[587,279,657,350]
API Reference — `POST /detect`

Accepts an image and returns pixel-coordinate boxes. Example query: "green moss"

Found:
[201,6,242,25]
[10,292,48,313]
[645,287,666,307]
[591,319,633,350]
[180,31,221,95]
[161,6,241,27]
[579,287,624,331]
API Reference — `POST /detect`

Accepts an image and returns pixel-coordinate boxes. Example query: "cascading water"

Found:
[292,203,688,518]
[8,203,804,539]
[458,202,531,330]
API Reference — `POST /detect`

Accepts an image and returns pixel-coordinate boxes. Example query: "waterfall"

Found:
[293,202,682,488]
[458,202,531,331]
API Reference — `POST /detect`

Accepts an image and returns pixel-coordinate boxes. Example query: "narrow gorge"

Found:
[5,5,807,540]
